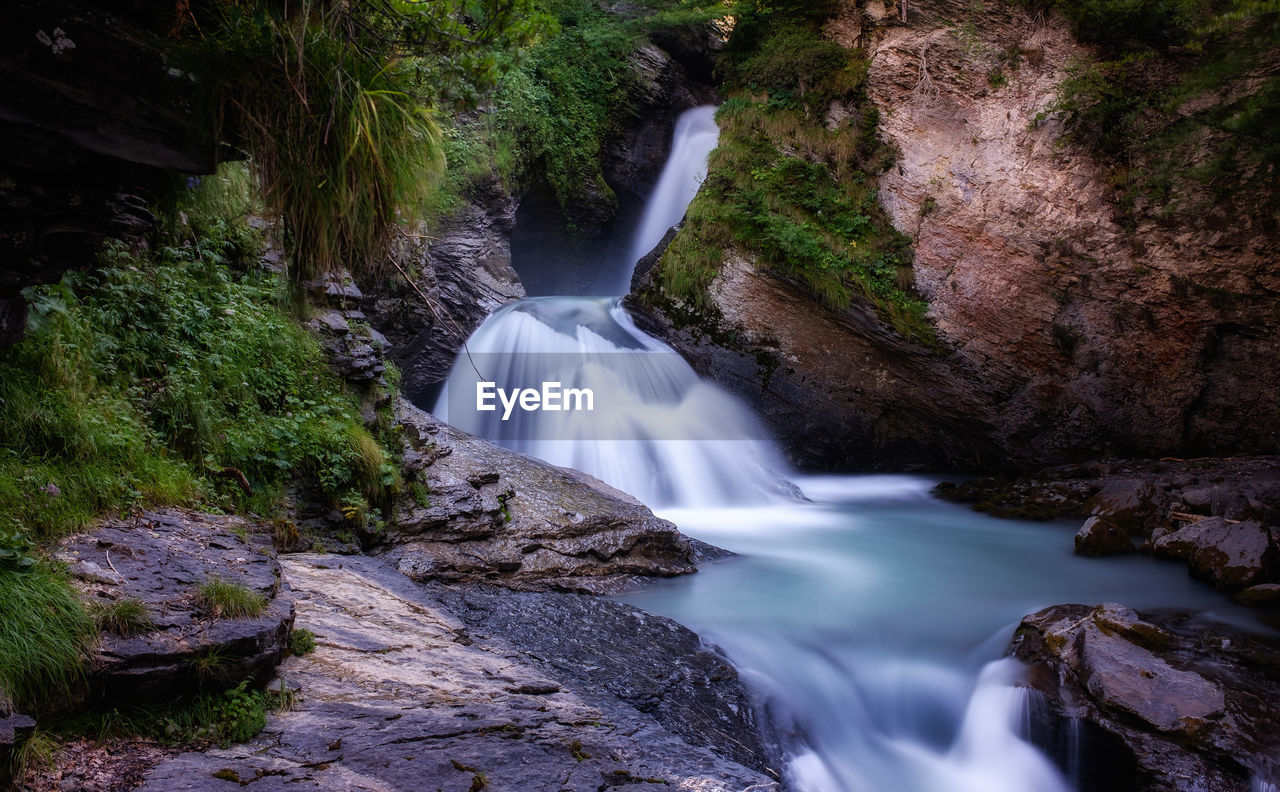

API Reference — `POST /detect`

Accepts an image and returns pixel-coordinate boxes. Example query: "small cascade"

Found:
[434,296,791,507]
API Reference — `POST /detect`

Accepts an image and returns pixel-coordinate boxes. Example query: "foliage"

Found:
[171,1,547,281]
[90,597,155,637]
[288,628,317,656]
[0,165,399,540]
[645,7,934,343]
[63,678,276,748]
[428,0,730,229]
[0,564,94,710]
[195,577,268,620]
[1031,0,1280,216]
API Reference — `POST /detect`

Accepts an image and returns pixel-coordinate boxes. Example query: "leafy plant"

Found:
[288,628,317,656]
[195,577,267,620]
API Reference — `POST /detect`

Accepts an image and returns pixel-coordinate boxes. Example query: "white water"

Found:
[433,105,1269,791]
[624,105,720,277]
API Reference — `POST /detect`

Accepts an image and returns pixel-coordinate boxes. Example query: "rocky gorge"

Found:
[1,0,1279,791]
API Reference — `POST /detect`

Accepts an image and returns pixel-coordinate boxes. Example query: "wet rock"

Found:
[427,582,774,772]
[388,401,698,593]
[1154,518,1279,593]
[359,195,525,404]
[1010,603,1280,791]
[57,510,294,705]
[135,554,778,792]
[1085,479,1166,538]
[1074,516,1136,557]
[1234,584,1280,607]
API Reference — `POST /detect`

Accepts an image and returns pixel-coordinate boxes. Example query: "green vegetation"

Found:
[429,0,727,229]
[1028,0,1280,218]
[169,1,546,282]
[0,165,400,541]
[90,597,155,637]
[288,628,317,656]
[644,1,933,343]
[66,678,275,748]
[195,577,268,620]
[0,564,94,710]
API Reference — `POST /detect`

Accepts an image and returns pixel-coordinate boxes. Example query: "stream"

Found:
[436,105,1264,791]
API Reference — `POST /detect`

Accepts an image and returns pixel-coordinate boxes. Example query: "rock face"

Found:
[387,400,699,593]
[1010,603,1280,791]
[136,554,779,792]
[0,712,37,789]
[631,0,1280,469]
[57,510,294,705]
[867,0,1280,462]
[628,250,1005,470]
[0,0,216,341]
[359,187,526,405]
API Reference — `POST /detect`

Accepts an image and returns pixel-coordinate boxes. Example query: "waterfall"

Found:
[431,104,1102,792]
[435,106,787,507]
[623,106,720,280]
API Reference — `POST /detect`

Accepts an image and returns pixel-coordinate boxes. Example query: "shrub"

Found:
[288,628,317,656]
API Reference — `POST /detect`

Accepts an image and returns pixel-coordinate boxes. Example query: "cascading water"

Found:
[433,105,1267,791]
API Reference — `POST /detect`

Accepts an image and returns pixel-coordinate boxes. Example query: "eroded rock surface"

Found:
[57,510,294,704]
[136,554,778,792]
[1011,603,1280,791]
[387,401,698,593]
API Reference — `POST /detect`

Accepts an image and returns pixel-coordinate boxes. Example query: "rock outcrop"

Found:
[630,0,1280,470]
[0,1,216,342]
[359,188,526,405]
[387,401,700,593]
[57,510,294,705]
[939,457,1280,606]
[1010,603,1280,791]
[135,554,779,792]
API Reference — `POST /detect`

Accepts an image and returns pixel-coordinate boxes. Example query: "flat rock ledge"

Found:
[387,401,700,594]
[137,554,779,792]
[1010,603,1280,792]
[57,509,295,704]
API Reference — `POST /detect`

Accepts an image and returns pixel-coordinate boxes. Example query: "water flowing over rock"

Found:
[388,400,702,593]
[1010,603,1280,791]
[135,554,779,792]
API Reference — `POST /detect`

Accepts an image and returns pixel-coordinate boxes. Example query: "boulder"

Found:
[1154,518,1279,593]
[387,400,699,593]
[0,713,37,788]
[1010,603,1280,791]
[58,510,294,705]
[1074,516,1136,557]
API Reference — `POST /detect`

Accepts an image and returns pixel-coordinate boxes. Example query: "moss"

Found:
[641,9,936,345]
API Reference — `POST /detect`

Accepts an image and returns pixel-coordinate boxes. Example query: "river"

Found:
[436,105,1264,791]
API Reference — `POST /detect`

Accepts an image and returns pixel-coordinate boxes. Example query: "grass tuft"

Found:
[195,577,267,620]
[90,597,155,637]
[0,565,95,710]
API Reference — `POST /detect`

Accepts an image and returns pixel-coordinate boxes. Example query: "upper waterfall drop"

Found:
[610,105,720,295]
